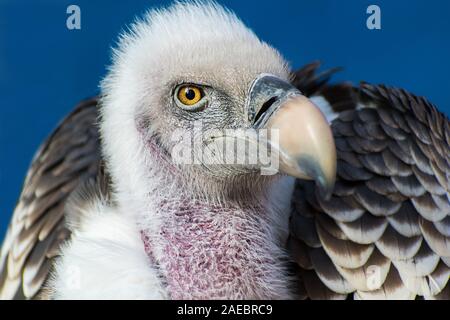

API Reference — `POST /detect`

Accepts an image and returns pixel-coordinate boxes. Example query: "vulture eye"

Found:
[176,85,205,109]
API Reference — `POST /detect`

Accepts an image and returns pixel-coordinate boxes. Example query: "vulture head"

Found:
[98,2,336,299]
[101,2,335,199]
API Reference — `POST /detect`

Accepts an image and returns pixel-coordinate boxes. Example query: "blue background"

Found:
[1,0,449,239]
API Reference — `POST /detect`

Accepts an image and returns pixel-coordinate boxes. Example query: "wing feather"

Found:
[0,98,102,299]
[289,69,450,300]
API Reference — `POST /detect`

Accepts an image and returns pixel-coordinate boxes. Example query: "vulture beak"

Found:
[247,74,337,198]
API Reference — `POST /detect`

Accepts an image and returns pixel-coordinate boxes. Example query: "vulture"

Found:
[0,2,449,300]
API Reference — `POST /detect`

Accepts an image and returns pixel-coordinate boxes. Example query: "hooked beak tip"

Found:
[296,156,335,199]
[316,173,335,200]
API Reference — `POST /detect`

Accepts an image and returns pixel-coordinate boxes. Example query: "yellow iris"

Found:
[177,85,203,106]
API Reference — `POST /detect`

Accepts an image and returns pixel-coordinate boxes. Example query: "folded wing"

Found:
[289,77,450,300]
[0,98,102,299]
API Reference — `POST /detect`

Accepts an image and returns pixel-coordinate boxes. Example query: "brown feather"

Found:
[0,98,102,299]
[289,79,449,300]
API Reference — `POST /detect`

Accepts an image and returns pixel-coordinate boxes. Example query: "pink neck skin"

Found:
[136,131,292,299]
[141,195,292,299]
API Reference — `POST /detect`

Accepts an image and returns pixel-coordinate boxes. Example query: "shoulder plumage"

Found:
[0,98,102,299]
[288,76,450,299]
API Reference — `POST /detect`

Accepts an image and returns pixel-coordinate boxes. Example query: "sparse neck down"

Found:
[133,154,293,299]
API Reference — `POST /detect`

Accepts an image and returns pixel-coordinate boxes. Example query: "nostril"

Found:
[253,96,278,124]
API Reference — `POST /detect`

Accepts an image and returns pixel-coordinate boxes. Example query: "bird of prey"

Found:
[0,2,449,300]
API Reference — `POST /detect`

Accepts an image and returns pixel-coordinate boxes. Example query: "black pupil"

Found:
[185,88,196,100]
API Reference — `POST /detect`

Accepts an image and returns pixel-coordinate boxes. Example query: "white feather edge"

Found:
[47,201,167,299]
[309,96,339,123]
